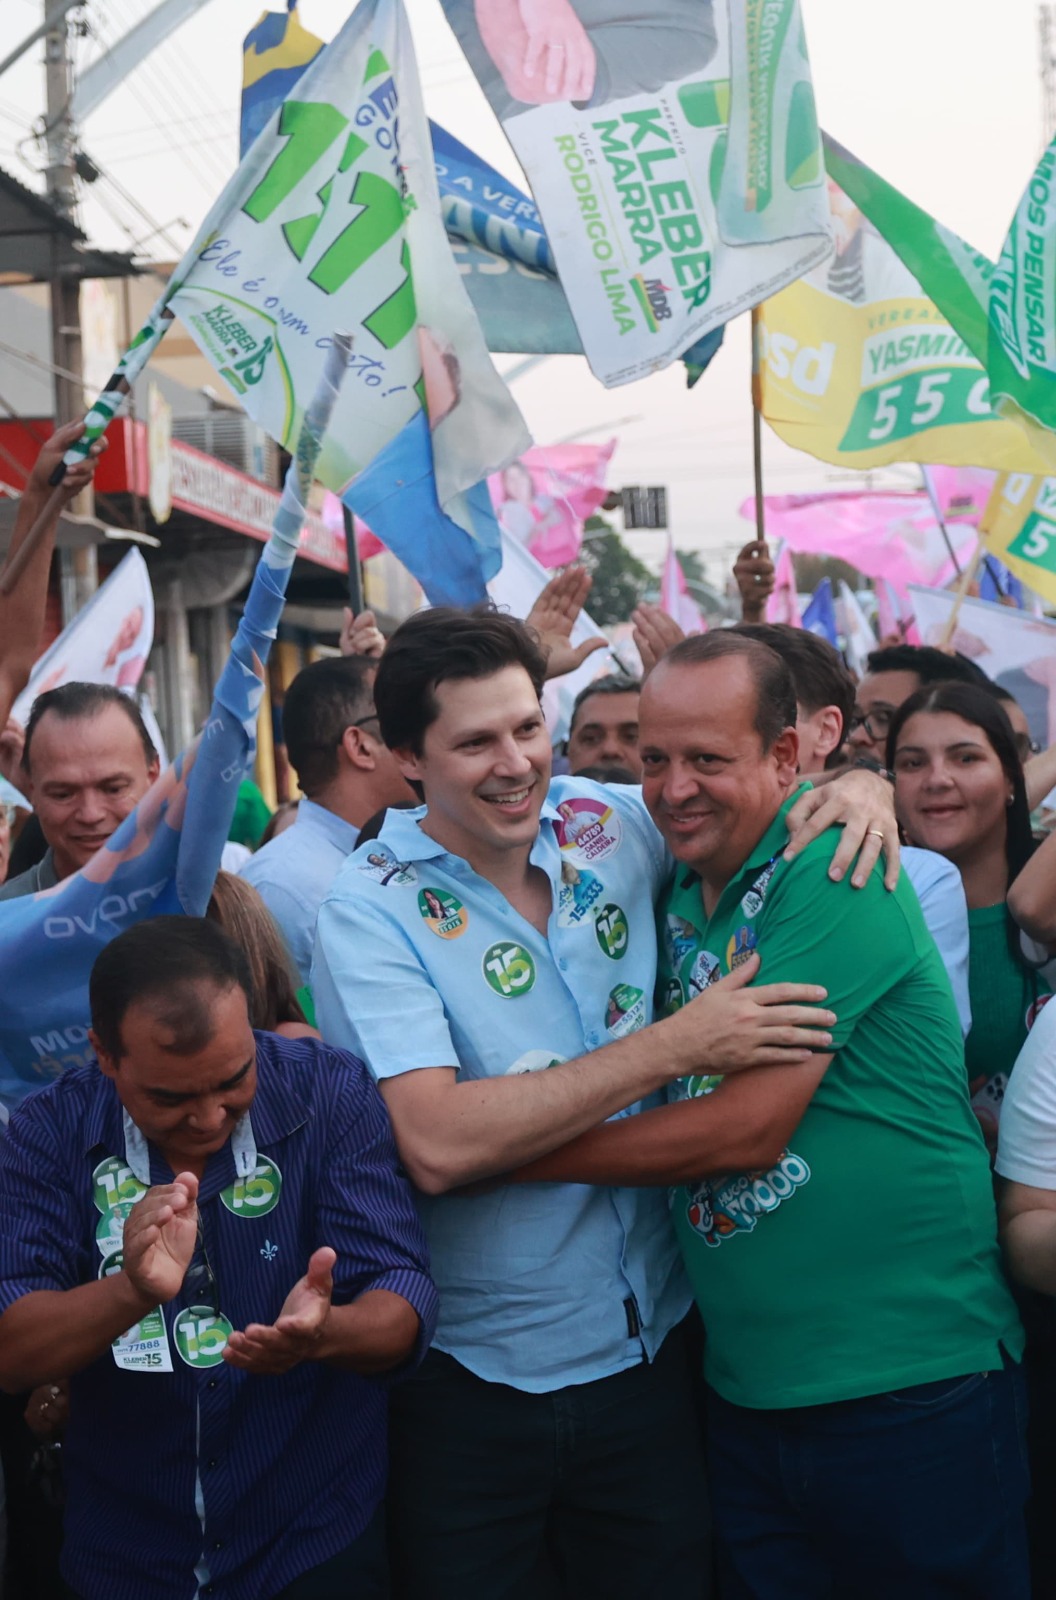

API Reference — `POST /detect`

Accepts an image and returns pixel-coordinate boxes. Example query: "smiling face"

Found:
[26,704,159,879]
[892,710,1012,867]
[91,983,257,1175]
[394,665,553,869]
[640,658,799,898]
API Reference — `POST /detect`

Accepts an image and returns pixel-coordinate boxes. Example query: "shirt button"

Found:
[207,1459,218,1469]
[212,1541,223,1552]
[207,1380,218,1390]
[558,958,568,971]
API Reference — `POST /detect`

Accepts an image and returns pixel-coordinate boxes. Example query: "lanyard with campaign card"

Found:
[92,1153,171,1372]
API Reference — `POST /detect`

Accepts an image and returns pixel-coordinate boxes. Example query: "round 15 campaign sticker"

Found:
[174,1306,234,1370]
[220,1156,283,1219]
[482,941,537,999]
[418,887,469,940]
[594,903,629,960]
[554,798,622,865]
[92,1157,147,1216]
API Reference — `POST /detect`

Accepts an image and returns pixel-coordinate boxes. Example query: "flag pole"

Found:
[937,535,986,649]
[751,308,767,552]
[0,293,178,595]
[920,466,962,578]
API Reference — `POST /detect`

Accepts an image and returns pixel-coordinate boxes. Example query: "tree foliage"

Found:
[578,517,652,627]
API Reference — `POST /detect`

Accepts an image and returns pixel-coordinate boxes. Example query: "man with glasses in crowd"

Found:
[0,916,436,1600]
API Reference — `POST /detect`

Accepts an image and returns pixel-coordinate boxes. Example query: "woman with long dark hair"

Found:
[887,682,1053,1141]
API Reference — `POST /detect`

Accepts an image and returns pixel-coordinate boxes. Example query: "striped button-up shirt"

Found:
[0,1033,437,1600]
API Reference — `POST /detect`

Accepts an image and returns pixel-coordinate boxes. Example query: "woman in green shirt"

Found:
[888,681,1051,1144]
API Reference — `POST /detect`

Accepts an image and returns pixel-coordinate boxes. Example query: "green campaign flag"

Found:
[823,134,1056,468]
[821,134,993,363]
[989,137,1056,439]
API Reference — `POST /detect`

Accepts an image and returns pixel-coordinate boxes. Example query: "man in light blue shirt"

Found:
[313,606,887,1599]
[242,655,413,980]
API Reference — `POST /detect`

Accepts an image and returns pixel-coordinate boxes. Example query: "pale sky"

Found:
[0,0,1048,584]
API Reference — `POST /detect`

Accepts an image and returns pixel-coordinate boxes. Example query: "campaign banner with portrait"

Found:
[11,549,154,729]
[441,0,833,386]
[909,586,1056,752]
[488,441,614,566]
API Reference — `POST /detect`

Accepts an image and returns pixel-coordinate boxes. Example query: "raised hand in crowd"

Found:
[523,565,607,678]
[733,538,775,622]
[631,600,685,674]
[0,420,107,731]
[338,606,386,659]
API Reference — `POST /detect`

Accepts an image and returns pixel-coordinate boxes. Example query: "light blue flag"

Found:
[342,408,501,607]
[0,343,348,1115]
[802,577,838,646]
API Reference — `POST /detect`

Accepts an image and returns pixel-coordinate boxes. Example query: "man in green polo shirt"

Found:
[509,631,1028,1599]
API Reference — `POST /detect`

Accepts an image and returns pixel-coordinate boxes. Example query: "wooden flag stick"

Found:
[937,535,987,650]
[0,483,68,596]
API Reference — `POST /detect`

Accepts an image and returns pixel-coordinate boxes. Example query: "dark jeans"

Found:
[707,1360,1031,1600]
[387,1322,710,1599]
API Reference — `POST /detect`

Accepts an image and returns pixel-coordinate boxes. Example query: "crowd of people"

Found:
[1,427,1056,1599]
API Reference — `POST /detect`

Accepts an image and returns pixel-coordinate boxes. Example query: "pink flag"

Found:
[741,491,979,601]
[766,542,801,627]
[488,442,615,569]
[873,577,922,646]
[660,537,706,635]
[923,466,996,523]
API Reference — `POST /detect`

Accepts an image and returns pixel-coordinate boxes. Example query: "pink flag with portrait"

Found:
[488,441,615,568]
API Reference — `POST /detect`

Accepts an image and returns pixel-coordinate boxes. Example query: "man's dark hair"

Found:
[568,673,642,737]
[282,655,375,796]
[733,623,855,755]
[573,763,639,786]
[23,683,157,774]
[659,632,797,751]
[90,917,253,1064]
[864,644,991,689]
[374,606,548,756]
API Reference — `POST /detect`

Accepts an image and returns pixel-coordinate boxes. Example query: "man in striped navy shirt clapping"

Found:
[0,917,437,1600]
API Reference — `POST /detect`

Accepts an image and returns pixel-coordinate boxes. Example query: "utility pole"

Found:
[43,0,96,618]
[1041,4,1056,144]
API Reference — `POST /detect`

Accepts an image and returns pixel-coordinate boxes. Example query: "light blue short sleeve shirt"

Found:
[313,777,691,1393]
[241,799,360,981]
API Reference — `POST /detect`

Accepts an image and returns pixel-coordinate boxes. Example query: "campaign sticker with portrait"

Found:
[605,983,646,1039]
[556,863,606,927]
[555,798,622,865]
[418,887,469,939]
[355,851,419,887]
